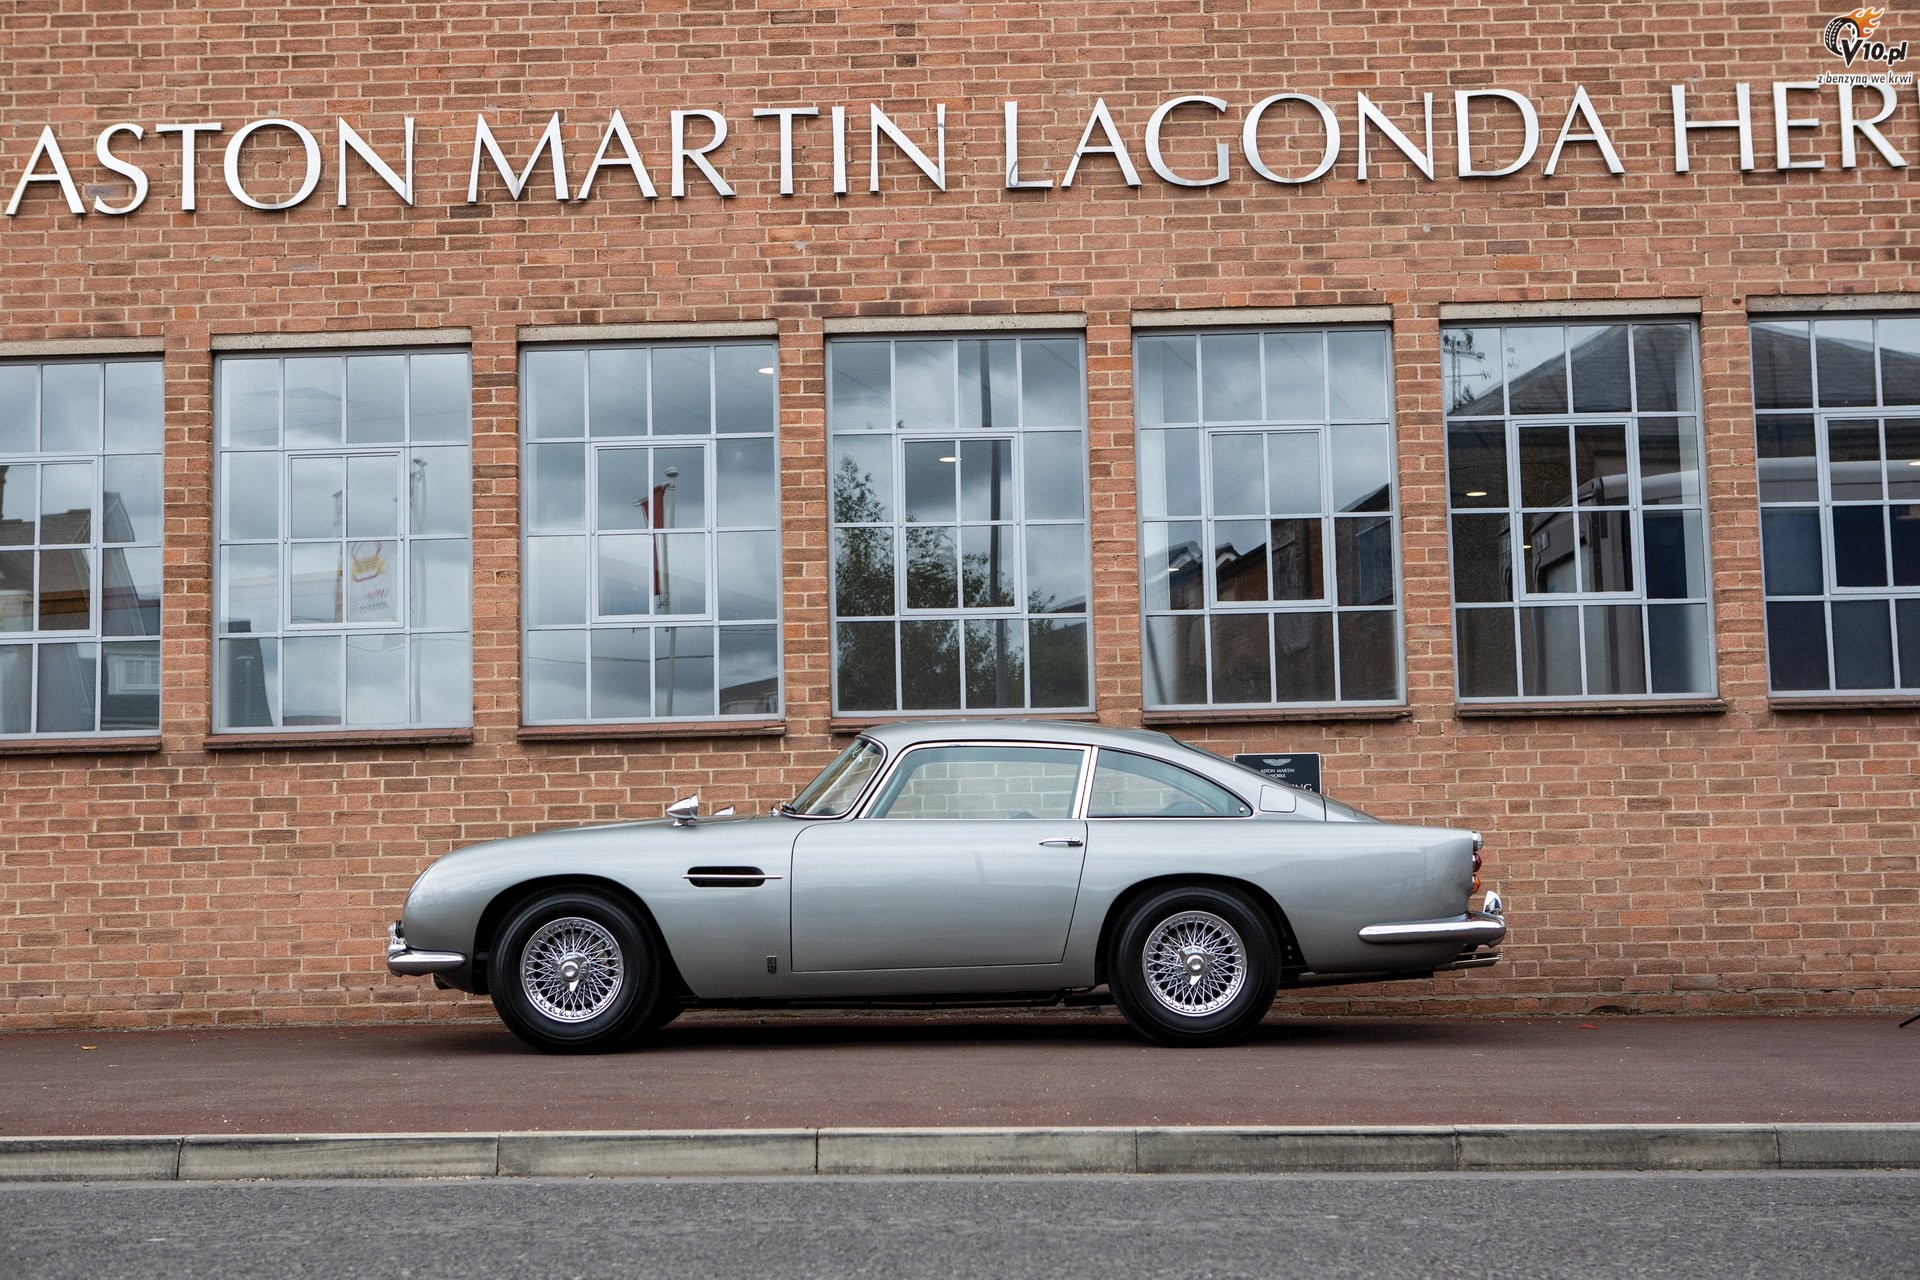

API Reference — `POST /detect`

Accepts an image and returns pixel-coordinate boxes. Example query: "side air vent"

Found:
[684,865,781,888]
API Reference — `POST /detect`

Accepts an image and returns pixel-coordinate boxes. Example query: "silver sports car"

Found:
[386,720,1507,1051]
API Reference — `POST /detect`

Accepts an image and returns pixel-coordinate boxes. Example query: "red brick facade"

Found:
[2,2,1916,1029]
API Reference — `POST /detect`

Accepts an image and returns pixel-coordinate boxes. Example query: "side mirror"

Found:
[667,795,701,827]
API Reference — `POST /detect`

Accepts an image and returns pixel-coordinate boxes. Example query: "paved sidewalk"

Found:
[2,1012,1915,1179]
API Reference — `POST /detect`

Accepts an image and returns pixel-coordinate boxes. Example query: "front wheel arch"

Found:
[1094,874,1300,988]
[473,875,688,1005]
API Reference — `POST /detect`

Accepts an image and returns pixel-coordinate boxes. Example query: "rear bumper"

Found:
[1357,890,1507,953]
[385,920,467,978]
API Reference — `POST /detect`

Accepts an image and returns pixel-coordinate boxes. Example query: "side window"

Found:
[867,744,1084,820]
[1088,750,1251,818]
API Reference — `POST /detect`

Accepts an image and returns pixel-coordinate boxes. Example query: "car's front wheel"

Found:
[1108,885,1278,1047]
[489,889,664,1053]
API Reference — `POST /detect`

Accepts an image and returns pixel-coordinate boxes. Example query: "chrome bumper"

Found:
[386,920,466,977]
[1358,890,1508,949]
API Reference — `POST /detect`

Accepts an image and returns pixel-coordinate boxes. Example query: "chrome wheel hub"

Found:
[1142,910,1247,1017]
[521,917,624,1023]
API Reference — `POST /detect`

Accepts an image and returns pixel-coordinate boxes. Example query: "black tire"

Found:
[489,890,665,1053]
[1107,885,1278,1047]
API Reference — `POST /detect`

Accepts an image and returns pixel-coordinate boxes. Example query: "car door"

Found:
[789,742,1089,972]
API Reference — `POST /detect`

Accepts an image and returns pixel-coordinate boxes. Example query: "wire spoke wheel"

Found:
[1140,909,1247,1017]
[520,916,625,1023]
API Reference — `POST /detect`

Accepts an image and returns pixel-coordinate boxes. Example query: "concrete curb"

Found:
[3,1125,1919,1182]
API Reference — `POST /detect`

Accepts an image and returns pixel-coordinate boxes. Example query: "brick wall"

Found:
[2,1,1915,1029]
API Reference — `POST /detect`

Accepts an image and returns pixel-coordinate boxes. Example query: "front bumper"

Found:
[1357,890,1507,969]
[385,920,466,978]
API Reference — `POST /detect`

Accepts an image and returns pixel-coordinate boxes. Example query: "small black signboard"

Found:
[1233,752,1323,794]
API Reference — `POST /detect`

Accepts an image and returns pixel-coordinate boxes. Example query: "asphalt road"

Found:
[3,1173,1916,1279]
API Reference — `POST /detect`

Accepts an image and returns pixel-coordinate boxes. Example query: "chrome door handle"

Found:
[1037,838,1084,848]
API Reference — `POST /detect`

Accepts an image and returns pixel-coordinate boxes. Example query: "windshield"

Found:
[785,739,884,817]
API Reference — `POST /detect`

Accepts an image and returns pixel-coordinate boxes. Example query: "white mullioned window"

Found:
[520,340,780,723]
[214,350,473,731]
[1134,327,1403,709]
[0,358,165,736]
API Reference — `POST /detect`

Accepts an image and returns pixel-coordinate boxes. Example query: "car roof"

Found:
[854,718,1188,754]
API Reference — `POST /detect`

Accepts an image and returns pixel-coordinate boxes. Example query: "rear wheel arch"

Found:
[473,875,688,1002]
[1094,874,1300,988]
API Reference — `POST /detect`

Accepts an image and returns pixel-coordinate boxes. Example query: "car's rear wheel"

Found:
[490,889,664,1053]
[1108,885,1277,1047]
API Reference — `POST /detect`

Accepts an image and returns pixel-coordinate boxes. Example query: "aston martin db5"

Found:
[386,720,1507,1051]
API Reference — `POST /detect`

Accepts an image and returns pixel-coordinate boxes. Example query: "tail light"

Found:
[1470,833,1484,895]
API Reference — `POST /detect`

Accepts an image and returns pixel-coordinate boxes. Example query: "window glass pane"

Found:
[1569,324,1631,413]
[1142,521,1203,611]
[719,624,780,714]
[590,627,652,721]
[1892,505,1920,587]
[900,618,960,709]
[1209,612,1270,702]
[1447,422,1508,508]
[1881,318,1920,405]
[652,448,705,528]
[1505,328,1568,414]
[281,634,342,725]
[961,525,1016,608]
[102,455,161,544]
[597,533,656,617]
[596,447,652,531]
[1831,506,1888,587]
[1816,318,1877,408]
[588,347,648,437]
[715,345,775,434]
[1023,432,1084,519]
[343,540,399,624]
[346,454,398,537]
[830,342,892,431]
[1647,603,1713,694]
[1637,417,1700,507]
[1756,415,1818,503]
[346,633,407,725]
[217,636,278,727]
[1523,510,1578,593]
[0,463,36,546]
[1575,424,1630,505]
[1828,420,1883,501]
[1899,599,1920,689]
[1026,524,1088,614]
[1326,330,1389,420]
[904,525,958,609]
[1887,419,1920,500]
[1443,328,1502,415]
[36,641,97,732]
[0,643,28,731]
[526,535,588,626]
[346,355,405,443]
[1631,323,1695,413]
[38,549,91,630]
[412,633,470,724]
[1579,510,1635,593]
[1752,320,1812,410]
[833,526,894,617]
[1642,510,1707,599]
[903,439,957,522]
[40,463,93,544]
[1832,600,1894,689]
[1267,432,1320,514]
[526,442,585,533]
[1138,428,1200,518]
[1450,514,1513,603]
[1582,603,1646,695]
[836,620,897,711]
[959,437,1014,522]
[833,435,892,523]
[1765,600,1828,690]
[1020,338,1082,427]
[1335,515,1395,607]
[0,370,36,453]
[1759,509,1822,596]
[1137,335,1198,426]
[958,339,1020,431]
[1331,422,1391,512]
[284,357,343,446]
[1028,616,1088,707]
[288,456,342,539]
[101,546,161,636]
[1337,610,1398,701]
[409,539,470,630]
[895,341,957,432]
[103,362,163,454]
[527,350,586,440]
[222,360,281,448]
[409,352,470,443]
[716,437,776,527]
[1143,614,1206,705]
[1210,434,1264,516]
[1269,518,1324,601]
[408,447,469,536]
[717,530,778,620]
[221,544,279,635]
[1263,331,1323,419]
[1090,750,1247,818]
[525,628,587,721]
[1213,519,1268,602]
[1456,606,1517,697]
[963,617,1026,708]
[99,638,160,731]
[1272,610,1335,702]
[1200,334,1261,422]
[873,744,1083,820]
[224,452,280,540]
[651,347,712,434]
[1518,605,1582,696]
[42,364,102,453]
[1518,425,1571,508]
